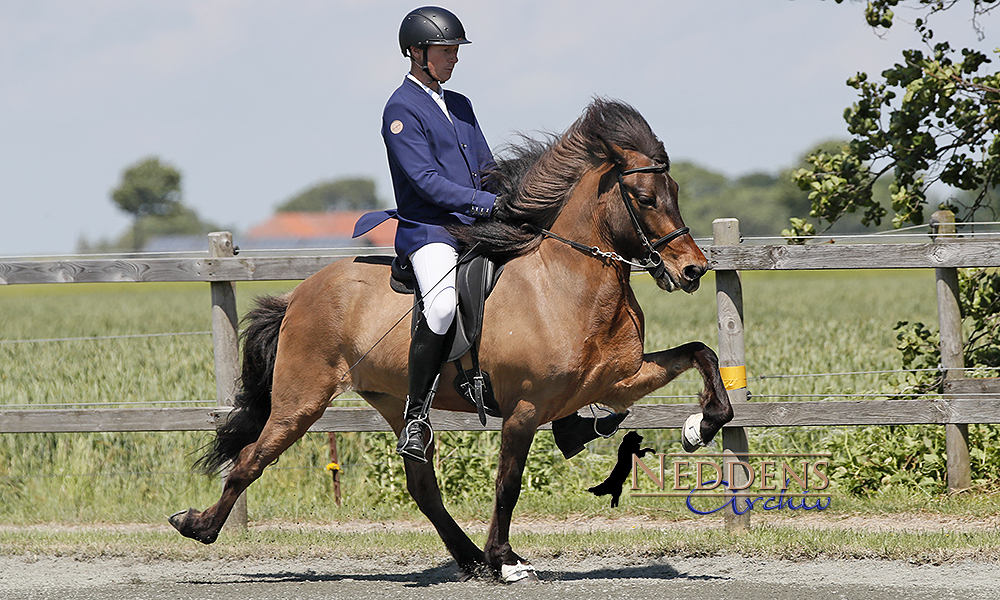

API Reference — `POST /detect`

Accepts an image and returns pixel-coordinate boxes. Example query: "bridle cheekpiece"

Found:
[615,163,690,279]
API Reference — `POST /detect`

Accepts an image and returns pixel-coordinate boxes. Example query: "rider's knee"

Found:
[422,289,457,335]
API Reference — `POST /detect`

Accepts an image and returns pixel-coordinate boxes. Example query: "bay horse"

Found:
[170,98,733,582]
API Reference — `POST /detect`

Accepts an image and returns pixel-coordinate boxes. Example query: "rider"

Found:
[382,6,495,463]
[378,6,627,464]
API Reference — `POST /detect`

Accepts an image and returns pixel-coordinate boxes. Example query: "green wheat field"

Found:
[1,267,997,529]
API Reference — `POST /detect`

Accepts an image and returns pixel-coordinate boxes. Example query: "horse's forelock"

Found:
[578,98,669,167]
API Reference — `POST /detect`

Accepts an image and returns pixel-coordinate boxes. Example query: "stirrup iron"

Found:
[396,374,439,463]
[396,416,434,463]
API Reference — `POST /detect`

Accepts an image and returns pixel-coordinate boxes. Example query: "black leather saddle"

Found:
[354,253,504,423]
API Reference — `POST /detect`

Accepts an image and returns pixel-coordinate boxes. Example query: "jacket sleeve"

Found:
[383,102,496,218]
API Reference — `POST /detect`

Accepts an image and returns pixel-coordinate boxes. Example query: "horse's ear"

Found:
[604,141,630,170]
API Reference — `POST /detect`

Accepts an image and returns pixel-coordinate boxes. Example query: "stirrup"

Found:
[396,417,434,463]
[591,405,628,438]
[552,408,630,460]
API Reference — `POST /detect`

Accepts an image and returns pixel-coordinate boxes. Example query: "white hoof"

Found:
[682,413,704,451]
[501,561,537,583]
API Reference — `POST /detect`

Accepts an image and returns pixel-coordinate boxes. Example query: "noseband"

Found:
[535,162,690,279]
[617,163,689,279]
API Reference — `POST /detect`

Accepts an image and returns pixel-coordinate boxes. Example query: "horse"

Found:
[169,98,733,582]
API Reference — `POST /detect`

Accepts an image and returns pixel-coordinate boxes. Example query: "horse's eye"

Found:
[636,195,656,207]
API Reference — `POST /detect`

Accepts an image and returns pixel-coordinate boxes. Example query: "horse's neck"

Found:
[547,167,616,252]
[535,167,638,312]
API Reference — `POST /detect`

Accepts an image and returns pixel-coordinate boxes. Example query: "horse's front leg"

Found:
[612,341,732,450]
[485,399,540,583]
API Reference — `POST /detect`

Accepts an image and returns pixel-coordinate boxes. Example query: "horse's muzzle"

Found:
[658,261,706,293]
[683,263,707,288]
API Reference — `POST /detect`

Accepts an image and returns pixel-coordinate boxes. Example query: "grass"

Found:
[2,267,998,557]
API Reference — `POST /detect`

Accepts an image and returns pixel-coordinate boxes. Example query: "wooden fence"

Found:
[2,217,999,506]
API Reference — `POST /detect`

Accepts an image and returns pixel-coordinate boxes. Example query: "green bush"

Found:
[824,424,1000,496]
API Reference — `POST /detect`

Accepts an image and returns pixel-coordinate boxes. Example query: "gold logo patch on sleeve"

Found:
[390,120,404,134]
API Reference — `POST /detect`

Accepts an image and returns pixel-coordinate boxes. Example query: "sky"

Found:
[0,0,991,256]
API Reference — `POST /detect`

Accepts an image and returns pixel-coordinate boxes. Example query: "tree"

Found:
[101,156,221,253]
[671,158,823,238]
[276,177,381,212]
[110,157,183,251]
[789,1,999,375]
[786,0,999,238]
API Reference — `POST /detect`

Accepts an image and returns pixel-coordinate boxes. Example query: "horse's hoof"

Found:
[501,561,538,583]
[168,508,192,532]
[681,413,704,452]
[169,508,218,545]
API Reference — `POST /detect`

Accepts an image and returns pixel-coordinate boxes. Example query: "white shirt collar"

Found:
[407,73,451,123]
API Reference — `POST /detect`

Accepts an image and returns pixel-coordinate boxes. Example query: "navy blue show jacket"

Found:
[354,77,497,259]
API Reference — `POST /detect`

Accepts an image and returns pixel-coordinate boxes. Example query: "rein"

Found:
[536,162,689,278]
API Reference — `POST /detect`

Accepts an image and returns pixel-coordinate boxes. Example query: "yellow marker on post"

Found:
[719,366,747,391]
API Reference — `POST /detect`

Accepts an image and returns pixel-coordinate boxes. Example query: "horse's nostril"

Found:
[684,264,706,281]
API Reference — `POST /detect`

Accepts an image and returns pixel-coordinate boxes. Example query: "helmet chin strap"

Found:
[409,47,441,84]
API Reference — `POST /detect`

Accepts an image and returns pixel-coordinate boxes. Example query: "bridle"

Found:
[616,163,689,279]
[536,162,689,279]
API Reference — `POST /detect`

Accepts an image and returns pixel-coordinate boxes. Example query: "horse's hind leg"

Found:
[484,399,540,582]
[363,392,489,576]
[171,364,344,544]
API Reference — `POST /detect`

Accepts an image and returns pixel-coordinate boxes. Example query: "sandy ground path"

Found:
[3,553,999,600]
[2,514,998,599]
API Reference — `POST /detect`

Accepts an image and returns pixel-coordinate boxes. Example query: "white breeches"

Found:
[409,242,458,335]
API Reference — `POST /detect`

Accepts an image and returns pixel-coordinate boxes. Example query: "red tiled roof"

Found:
[245,211,396,247]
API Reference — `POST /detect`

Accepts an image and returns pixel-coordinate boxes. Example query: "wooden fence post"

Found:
[329,433,342,506]
[713,218,751,529]
[208,231,248,528]
[931,211,972,492]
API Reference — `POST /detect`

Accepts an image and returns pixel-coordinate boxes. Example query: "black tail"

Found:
[195,294,289,474]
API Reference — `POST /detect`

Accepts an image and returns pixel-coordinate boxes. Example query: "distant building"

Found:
[242,210,395,250]
[140,211,396,253]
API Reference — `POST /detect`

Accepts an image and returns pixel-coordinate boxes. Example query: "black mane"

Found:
[448,98,668,260]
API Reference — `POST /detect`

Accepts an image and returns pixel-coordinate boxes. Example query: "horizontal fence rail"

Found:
[708,240,1000,271]
[4,240,1000,286]
[2,226,998,439]
[3,398,1000,434]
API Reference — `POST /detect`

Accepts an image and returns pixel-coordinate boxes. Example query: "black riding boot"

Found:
[551,409,630,459]
[396,316,449,464]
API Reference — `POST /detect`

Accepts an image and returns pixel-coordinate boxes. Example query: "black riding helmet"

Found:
[398,6,471,58]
